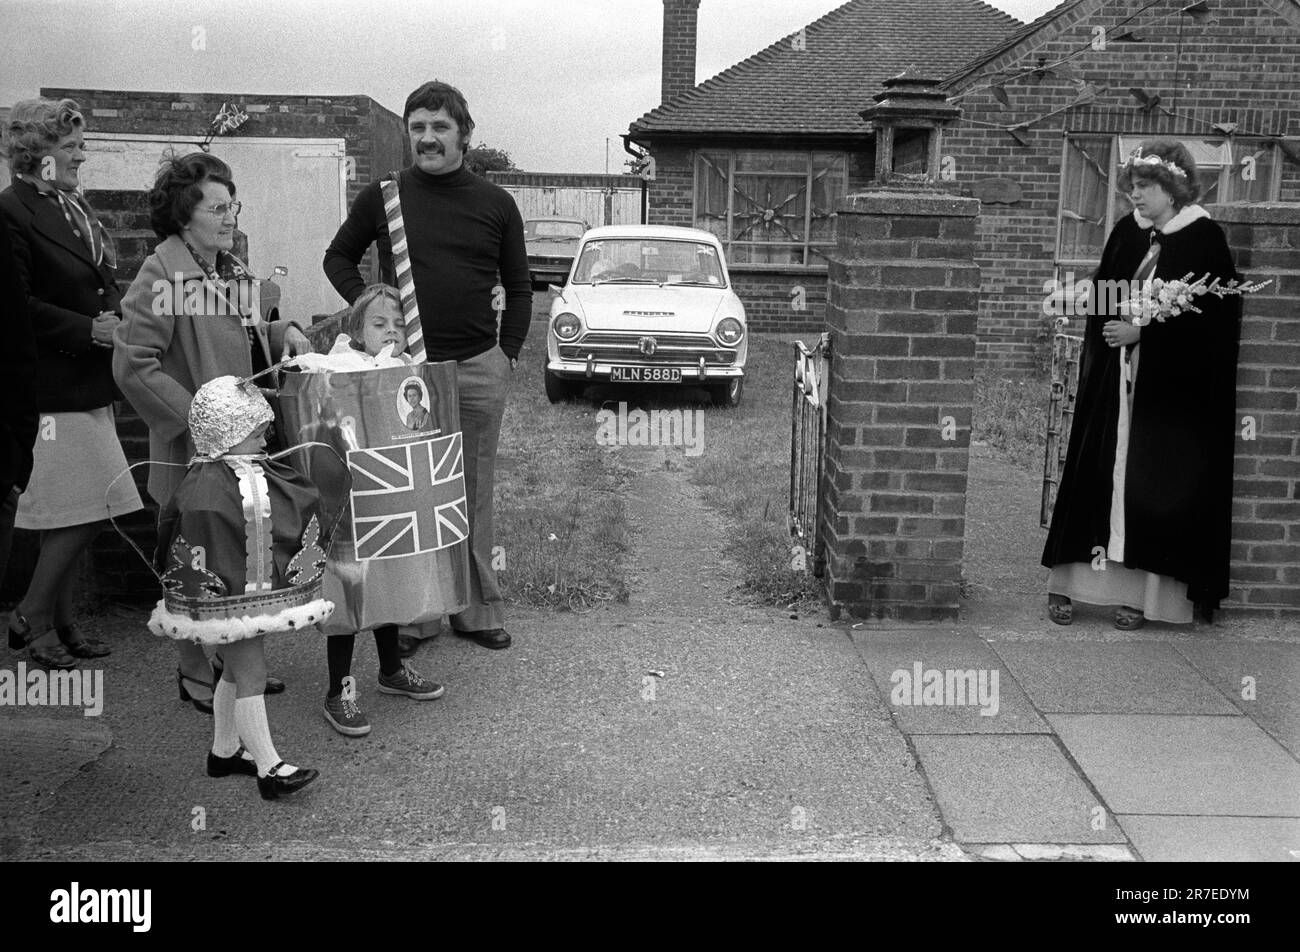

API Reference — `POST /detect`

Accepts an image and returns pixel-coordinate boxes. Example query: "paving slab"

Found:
[1173,641,1300,758]
[1118,815,1300,862]
[991,642,1238,715]
[1049,714,1300,817]
[911,734,1125,843]
[852,631,1049,734]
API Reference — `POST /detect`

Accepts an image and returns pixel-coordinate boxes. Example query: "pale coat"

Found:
[113,234,302,507]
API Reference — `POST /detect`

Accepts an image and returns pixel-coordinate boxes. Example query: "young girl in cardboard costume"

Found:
[292,285,456,737]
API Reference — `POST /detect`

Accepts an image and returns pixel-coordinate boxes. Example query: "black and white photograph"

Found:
[0,0,1296,914]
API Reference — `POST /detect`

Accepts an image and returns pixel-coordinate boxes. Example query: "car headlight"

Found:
[716,317,744,345]
[552,312,582,341]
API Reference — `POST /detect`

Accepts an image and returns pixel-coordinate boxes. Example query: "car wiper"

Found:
[592,276,658,285]
[659,279,711,287]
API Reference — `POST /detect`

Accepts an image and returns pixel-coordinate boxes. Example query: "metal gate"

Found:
[1040,321,1085,527]
[790,334,831,574]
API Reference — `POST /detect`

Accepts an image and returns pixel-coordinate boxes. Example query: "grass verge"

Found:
[495,333,633,611]
[972,369,1051,474]
[681,334,825,609]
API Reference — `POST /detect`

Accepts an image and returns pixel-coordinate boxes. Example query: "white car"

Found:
[544,225,747,407]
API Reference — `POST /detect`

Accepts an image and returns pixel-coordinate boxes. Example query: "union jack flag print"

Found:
[348,433,468,560]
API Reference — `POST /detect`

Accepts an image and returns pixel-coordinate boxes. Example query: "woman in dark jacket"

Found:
[0,98,142,669]
[1042,139,1243,628]
[0,208,38,590]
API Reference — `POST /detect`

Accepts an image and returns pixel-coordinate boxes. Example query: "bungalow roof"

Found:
[628,0,1021,141]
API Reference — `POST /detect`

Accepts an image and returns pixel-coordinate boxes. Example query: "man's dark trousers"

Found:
[450,345,510,631]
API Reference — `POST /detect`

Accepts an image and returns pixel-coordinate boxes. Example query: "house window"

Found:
[1056,134,1281,267]
[695,151,848,268]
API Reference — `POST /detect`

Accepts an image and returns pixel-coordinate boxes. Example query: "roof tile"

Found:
[629,0,1022,137]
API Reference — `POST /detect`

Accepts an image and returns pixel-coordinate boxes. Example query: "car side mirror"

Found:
[547,284,563,295]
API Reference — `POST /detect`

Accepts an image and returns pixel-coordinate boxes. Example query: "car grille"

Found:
[559,331,737,365]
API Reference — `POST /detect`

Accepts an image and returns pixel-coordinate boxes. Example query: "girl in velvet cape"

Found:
[1042,140,1242,627]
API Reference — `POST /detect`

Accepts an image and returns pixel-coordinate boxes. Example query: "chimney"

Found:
[661,0,700,104]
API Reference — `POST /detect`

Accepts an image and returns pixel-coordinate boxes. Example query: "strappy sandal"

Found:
[1047,595,1073,626]
[56,623,111,659]
[8,610,77,670]
[1114,606,1146,630]
[177,668,215,714]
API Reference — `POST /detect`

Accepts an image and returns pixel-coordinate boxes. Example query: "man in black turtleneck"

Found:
[324,80,531,655]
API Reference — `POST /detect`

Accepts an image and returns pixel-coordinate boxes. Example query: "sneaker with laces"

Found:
[377,661,445,700]
[324,676,372,736]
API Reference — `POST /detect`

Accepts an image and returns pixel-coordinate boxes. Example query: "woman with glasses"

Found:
[0,98,143,670]
[114,151,313,714]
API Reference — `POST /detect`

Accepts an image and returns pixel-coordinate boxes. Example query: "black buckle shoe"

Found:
[257,762,319,800]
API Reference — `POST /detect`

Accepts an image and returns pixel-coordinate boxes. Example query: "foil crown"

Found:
[190,375,274,458]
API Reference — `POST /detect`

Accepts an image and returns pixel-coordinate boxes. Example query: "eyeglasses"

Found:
[202,201,242,218]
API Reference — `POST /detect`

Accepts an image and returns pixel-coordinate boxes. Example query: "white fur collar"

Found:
[1132,204,1209,234]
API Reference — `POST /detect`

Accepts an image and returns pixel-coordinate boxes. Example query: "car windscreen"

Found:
[573,239,725,285]
[525,220,586,239]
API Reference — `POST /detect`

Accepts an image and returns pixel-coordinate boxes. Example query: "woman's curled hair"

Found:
[1117,139,1202,209]
[1,98,84,175]
[148,150,235,239]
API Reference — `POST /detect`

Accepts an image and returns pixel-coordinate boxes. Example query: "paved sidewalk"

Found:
[872,445,1300,862]
[0,444,951,861]
[1,440,1295,861]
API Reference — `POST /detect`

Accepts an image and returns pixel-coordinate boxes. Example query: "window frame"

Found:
[693,149,849,271]
[1055,133,1283,270]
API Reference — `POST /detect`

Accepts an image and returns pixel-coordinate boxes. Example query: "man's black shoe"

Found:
[456,627,511,650]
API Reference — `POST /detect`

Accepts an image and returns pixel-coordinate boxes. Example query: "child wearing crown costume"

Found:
[150,375,334,799]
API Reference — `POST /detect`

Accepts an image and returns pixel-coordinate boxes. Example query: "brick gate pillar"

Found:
[821,190,980,621]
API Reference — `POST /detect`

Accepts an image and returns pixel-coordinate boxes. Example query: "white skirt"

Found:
[1048,562,1194,624]
[16,406,143,530]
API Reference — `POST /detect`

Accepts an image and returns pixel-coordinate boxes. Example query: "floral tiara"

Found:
[1122,147,1188,179]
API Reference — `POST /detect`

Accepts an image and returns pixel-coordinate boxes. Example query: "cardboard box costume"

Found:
[280,340,471,634]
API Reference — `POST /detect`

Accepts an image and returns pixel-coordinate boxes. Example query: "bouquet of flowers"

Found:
[1120,272,1272,326]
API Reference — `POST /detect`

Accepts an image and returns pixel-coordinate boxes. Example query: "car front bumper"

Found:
[546,356,744,382]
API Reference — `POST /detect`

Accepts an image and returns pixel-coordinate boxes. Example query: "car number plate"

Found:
[610,366,681,383]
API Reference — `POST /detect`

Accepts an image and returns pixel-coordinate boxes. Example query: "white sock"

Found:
[234,695,296,778]
[211,679,240,757]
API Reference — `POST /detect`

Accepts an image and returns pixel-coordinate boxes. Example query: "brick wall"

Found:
[821,190,981,621]
[941,0,1300,373]
[1213,202,1300,616]
[661,0,701,103]
[46,89,405,213]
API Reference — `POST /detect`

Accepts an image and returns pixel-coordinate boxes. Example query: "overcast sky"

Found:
[1,0,1061,172]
